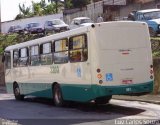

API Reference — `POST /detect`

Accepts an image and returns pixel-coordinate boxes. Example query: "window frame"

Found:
[4,51,11,69]
[19,47,29,67]
[69,34,88,63]
[13,49,19,67]
[53,38,69,64]
[29,44,40,66]
[40,42,53,65]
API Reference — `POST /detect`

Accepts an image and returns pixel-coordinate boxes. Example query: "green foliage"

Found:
[72,0,91,8]
[15,0,63,20]
[151,38,160,57]
[43,3,57,14]
[32,1,44,16]
[65,0,73,9]
[0,34,44,54]
[18,4,31,17]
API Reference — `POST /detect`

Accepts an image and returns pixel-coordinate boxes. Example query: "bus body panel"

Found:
[5,22,153,102]
[91,22,153,87]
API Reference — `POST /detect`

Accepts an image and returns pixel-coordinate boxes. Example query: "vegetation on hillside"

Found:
[15,0,91,20]
[15,0,64,20]
[0,34,44,54]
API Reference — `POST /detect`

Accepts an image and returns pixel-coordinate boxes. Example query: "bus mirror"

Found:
[2,54,5,63]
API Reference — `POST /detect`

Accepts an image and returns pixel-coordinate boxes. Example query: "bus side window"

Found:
[69,34,88,63]
[5,52,11,69]
[13,50,19,67]
[30,45,40,66]
[19,48,29,66]
[40,42,52,65]
[53,38,68,64]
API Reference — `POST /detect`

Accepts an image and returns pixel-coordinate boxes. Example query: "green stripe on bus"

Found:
[6,81,153,102]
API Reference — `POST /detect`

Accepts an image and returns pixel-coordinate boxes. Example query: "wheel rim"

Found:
[14,86,20,96]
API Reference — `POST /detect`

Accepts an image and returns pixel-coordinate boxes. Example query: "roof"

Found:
[138,9,160,13]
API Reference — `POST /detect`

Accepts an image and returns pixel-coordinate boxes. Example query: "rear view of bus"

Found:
[92,22,153,102]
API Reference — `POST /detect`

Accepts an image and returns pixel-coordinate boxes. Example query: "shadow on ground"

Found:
[0,96,145,125]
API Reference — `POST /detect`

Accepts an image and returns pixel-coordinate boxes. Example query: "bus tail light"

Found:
[99,80,103,84]
[97,68,101,73]
[150,65,154,79]
[150,70,153,74]
[97,74,102,79]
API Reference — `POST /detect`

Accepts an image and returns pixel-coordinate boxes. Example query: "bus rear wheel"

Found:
[13,83,24,100]
[95,96,112,105]
[53,84,65,107]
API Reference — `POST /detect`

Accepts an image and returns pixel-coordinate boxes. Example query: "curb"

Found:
[113,97,160,105]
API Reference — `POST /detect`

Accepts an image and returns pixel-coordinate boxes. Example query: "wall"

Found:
[64,1,103,24]
[1,13,63,34]
[119,1,160,18]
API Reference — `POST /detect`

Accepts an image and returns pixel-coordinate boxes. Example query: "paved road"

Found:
[0,94,160,125]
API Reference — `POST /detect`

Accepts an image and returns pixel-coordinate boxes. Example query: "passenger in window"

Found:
[72,51,81,62]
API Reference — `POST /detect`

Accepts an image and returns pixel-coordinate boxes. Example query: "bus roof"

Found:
[5,21,146,51]
[5,26,90,51]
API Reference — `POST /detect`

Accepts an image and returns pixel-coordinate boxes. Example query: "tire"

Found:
[13,83,24,100]
[95,96,112,105]
[53,84,65,107]
[149,27,157,37]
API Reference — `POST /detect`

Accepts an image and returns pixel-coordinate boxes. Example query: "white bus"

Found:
[3,21,154,106]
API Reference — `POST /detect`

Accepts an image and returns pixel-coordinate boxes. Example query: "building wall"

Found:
[64,1,103,24]
[1,13,63,34]
[120,4,141,17]
[120,1,160,18]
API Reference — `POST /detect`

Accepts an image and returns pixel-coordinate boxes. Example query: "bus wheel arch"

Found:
[13,82,24,100]
[52,83,65,107]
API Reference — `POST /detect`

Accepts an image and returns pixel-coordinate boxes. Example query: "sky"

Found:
[1,0,41,22]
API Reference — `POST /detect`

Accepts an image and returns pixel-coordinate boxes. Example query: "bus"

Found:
[3,21,154,106]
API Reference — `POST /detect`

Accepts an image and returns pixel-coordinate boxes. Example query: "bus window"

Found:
[5,52,11,69]
[40,42,52,65]
[30,45,40,66]
[19,48,29,66]
[13,50,19,67]
[54,39,68,64]
[69,34,88,62]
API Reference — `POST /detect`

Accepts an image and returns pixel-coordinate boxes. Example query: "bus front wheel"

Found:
[13,83,24,100]
[53,84,65,107]
[95,96,112,105]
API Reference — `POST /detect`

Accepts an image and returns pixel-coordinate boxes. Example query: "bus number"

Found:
[126,88,132,92]
[50,65,59,74]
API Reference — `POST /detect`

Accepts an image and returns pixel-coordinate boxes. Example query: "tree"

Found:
[32,2,43,16]
[15,14,24,20]
[18,4,31,17]
[64,0,73,9]
[48,0,63,13]
[72,0,91,8]
[43,3,57,14]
